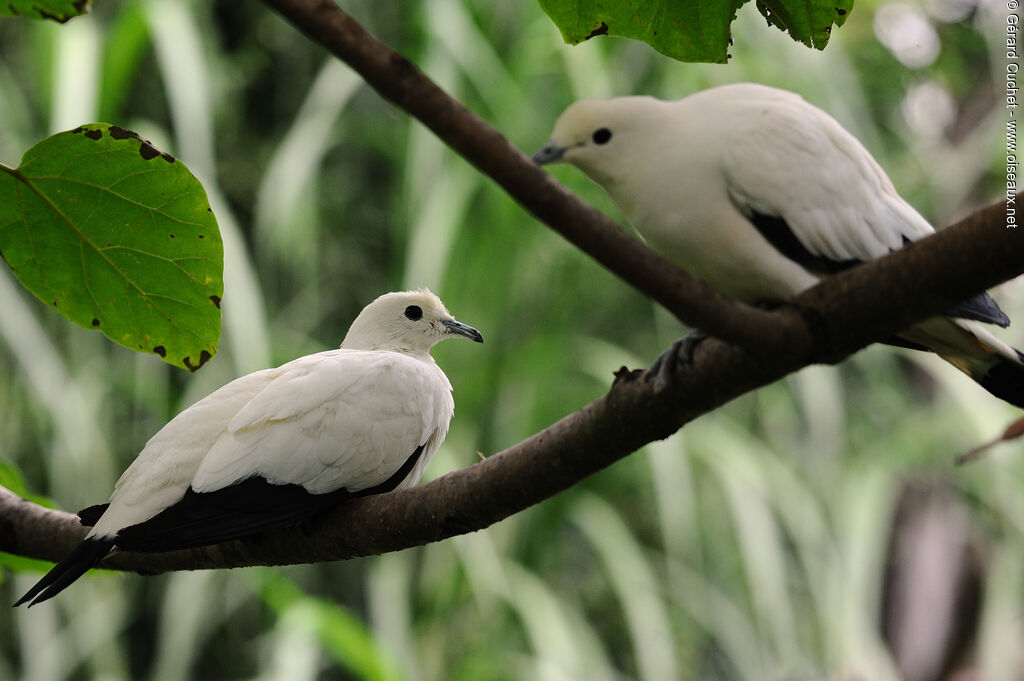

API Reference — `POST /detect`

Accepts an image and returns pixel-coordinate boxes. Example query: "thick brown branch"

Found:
[1,202,1020,573]
[254,0,788,354]
[1,2,1021,577]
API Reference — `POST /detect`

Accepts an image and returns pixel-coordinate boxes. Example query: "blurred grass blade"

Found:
[0,265,116,503]
[144,0,213,174]
[695,428,801,660]
[367,554,418,681]
[572,493,680,681]
[400,40,467,292]
[662,557,775,680]
[261,573,406,681]
[149,571,222,681]
[430,0,530,133]
[267,603,325,681]
[978,545,1024,681]
[452,533,620,681]
[49,12,99,132]
[98,4,151,122]
[255,58,361,265]
[503,562,618,681]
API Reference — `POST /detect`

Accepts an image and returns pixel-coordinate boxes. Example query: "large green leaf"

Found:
[0,124,222,372]
[0,0,90,22]
[537,0,852,63]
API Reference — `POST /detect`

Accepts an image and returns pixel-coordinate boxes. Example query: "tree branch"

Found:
[253,0,790,355]
[1,0,1021,576]
[1,201,1019,573]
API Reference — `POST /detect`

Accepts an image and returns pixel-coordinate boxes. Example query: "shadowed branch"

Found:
[0,0,1020,576]
[0,200,1018,573]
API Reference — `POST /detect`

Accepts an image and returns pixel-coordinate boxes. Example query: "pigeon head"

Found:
[341,289,483,353]
[532,96,667,186]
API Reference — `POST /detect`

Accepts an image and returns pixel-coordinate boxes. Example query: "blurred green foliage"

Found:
[0,1,1021,680]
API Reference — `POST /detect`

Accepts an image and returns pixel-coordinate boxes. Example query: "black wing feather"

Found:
[744,209,1012,327]
[945,292,1011,327]
[744,208,863,275]
[115,443,426,553]
[78,503,109,526]
[14,443,427,606]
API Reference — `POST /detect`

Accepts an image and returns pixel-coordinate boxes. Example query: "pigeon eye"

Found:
[404,305,423,321]
[592,128,612,145]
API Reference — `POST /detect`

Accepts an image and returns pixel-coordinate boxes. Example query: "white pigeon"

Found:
[16,289,483,606]
[534,82,1024,407]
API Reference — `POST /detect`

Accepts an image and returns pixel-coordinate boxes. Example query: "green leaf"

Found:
[0,0,91,22]
[537,0,853,63]
[0,124,223,372]
[756,0,852,49]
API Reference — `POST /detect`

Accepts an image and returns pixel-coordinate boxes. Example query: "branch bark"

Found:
[253,0,790,355]
[0,201,1019,573]
[1,0,1021,575]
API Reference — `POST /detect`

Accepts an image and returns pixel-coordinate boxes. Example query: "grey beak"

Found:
[532,142,565,166]
[443,319,484,343]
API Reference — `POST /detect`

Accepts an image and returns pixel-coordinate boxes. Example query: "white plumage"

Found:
[17,289,482,606]
[534,83,1024,406]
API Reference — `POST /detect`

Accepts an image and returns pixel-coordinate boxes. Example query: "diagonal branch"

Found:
[254,0,790,355]
[0,201,1019,573]
[1,1,1020,575]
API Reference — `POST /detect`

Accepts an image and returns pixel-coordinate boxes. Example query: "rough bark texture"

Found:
[1,200,1019,574]
[0,0,1021,576]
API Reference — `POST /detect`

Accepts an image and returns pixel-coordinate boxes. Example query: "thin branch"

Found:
[1,201,1019,573]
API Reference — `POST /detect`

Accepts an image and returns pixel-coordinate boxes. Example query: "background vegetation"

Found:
[0,0,1020,679]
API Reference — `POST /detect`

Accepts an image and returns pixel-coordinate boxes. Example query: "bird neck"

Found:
[339,338,435,359]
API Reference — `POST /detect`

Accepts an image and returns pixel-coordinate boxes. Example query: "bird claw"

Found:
[647,330,708,392]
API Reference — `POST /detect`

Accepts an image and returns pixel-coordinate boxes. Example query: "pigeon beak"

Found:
[443,319,484,343]
[532,142,565,166]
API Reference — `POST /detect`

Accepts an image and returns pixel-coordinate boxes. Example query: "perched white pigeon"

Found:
[16,289,483,606]
[534,82,1024,407]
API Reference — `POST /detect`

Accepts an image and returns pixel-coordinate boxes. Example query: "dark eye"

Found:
[404,305,423,321]
[592,128,612,145]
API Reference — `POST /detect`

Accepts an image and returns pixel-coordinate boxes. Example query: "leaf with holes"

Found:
[0,0,91,22]
[0,124,222,371]
[537,0,852,63]
[756,0,852,50]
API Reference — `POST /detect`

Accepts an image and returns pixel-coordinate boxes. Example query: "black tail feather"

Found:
[77,503,109,527]
[978,351,1024,409]
[13,537,115,607]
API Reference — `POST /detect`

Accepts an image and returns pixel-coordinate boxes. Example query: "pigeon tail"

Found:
[13,537,115,607]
